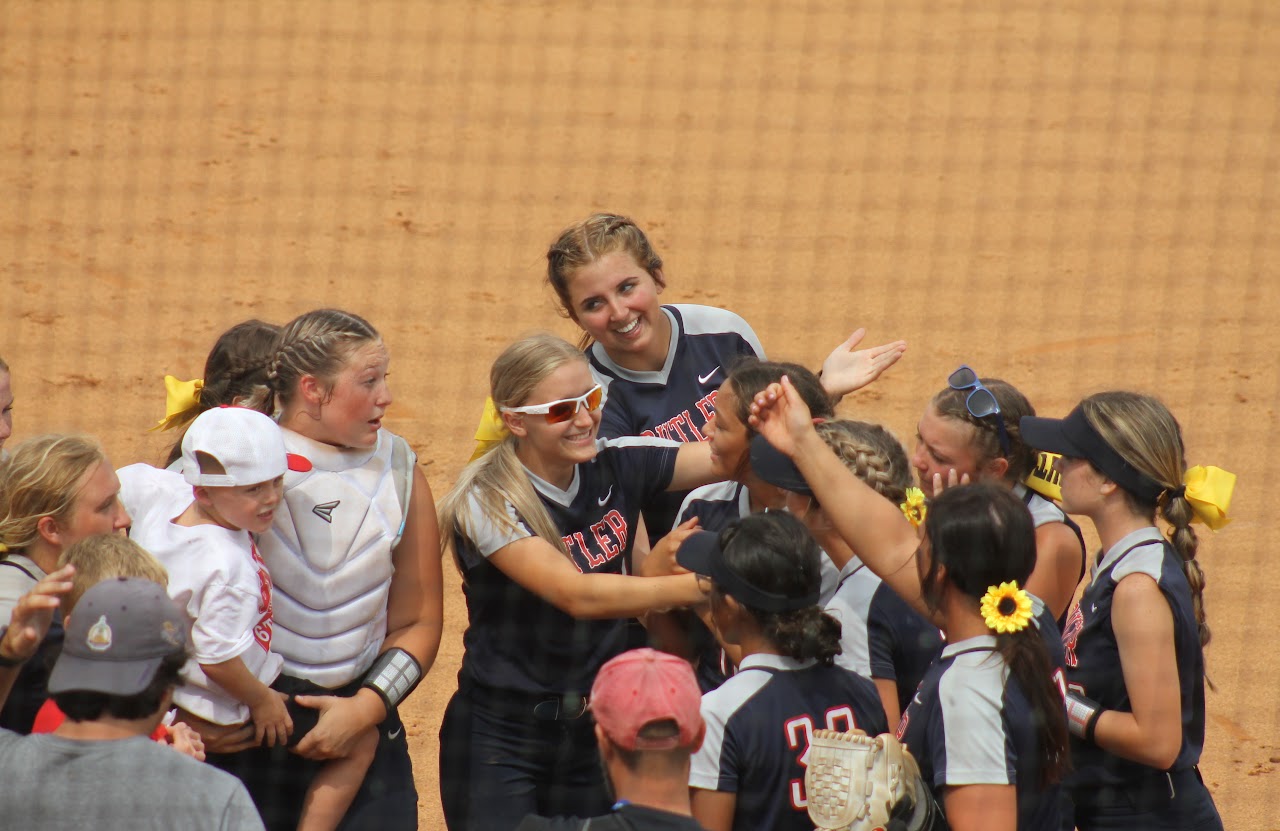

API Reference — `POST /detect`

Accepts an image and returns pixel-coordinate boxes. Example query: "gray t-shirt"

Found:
[0,730,264,830]
[0,554,45,626]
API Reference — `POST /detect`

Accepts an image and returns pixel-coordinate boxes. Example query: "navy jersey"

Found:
[1015,483,1087,630]
[826,559,944,711]
[897,636,1067,830]
[1061,527,1208,790]
[690,654,889,831]
[592,305,764,541]
[455,438,679,695]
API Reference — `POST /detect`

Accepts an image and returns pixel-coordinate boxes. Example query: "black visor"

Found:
[1020,406,1164,503]
[676,529,819,613]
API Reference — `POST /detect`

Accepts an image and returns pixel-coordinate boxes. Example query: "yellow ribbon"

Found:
[1025,451,1063,502]
[149,376,204,432]
[1181,465,1235,531]
[469,396,509,462]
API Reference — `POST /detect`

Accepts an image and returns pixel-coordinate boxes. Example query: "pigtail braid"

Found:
[1162,491,1209,648]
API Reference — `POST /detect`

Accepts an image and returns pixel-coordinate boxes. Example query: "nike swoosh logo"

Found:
[388,726,403,740]
[1091,603,1098,613]
[913,694,923,706]
[697,366,721,385]
[598,486,613,506]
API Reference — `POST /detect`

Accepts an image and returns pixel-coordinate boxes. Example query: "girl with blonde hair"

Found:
[1022,392,1231,829]
[439,332,726,830]
[0,434,131,732]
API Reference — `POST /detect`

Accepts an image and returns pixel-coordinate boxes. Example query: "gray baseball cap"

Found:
[48,578,190,696]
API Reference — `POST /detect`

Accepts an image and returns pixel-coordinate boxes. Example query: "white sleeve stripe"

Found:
[672,305,766,358]
[938,654,1013,786]
[600,435,682,449]
[689,670,774,791]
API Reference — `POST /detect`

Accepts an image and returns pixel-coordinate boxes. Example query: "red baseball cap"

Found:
[591,648,703,751]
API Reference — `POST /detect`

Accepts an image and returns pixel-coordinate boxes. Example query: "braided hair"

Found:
[244,310,380,417]
[1080,391,1211,648]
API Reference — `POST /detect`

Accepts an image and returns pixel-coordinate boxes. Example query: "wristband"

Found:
[1065,690,1102,742]
[0,627,26,667]
[361,648,423,714]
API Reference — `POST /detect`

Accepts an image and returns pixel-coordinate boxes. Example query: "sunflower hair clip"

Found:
[980,581,1033,634]
[900,487,927,529]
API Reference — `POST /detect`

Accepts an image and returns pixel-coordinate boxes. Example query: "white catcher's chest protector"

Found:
[260,428,414,688]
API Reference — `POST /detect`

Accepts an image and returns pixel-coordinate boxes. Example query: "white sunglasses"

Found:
[500,385,607,424]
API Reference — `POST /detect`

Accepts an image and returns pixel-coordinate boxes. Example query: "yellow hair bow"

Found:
[1180,465,1235,531]
[1025,451,1063,502]
[469,396,509,462]
[149,376,203,432]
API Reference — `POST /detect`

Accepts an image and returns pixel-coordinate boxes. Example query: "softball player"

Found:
[541,212,906,541]
[748,421,944,725]
[195,309,442,831]
[150,319,280,468]
[679,512,888,831]
[0,435,131,732]
[437,333,727,831]
[1022,393,1231,829]
[747,379,1073,831]
[912,366,1086,625]
[668,360,835,692]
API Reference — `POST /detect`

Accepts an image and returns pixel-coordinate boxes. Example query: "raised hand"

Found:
[747,377,818,458]
[819,329,908,399]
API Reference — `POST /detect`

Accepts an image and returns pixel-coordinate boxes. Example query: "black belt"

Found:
[464,679,590,722]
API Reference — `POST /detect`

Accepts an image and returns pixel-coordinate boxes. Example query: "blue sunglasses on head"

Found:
[948,365,1011,457]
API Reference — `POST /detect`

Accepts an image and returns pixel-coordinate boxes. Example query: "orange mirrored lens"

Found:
[543,387,604,424]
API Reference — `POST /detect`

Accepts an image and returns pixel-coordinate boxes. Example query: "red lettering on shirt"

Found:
[250,541,274,652]
[589,519,620,563]
[602,510,628,551]
[1062,604,1085,669]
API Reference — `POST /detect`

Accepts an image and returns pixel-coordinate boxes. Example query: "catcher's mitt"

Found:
[805,729,944,831]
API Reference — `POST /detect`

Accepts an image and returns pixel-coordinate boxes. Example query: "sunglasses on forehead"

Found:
[500,384,607,424]
[947,365,1011,457]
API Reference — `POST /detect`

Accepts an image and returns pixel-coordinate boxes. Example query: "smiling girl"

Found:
[437,332,726,830]
[542,213,905,541]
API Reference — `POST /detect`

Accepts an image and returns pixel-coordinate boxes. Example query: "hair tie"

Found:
[1167,484,1187,500]
[1180,465,1235,531]
[148,376,204,432]
[469,396,510,462]
[899,487,927,529]
[980,581,1033,634]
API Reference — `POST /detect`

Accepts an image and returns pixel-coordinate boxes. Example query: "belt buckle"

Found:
[533,693,588,721]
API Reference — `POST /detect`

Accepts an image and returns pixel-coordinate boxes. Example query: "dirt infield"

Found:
[3,1,1278,827]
